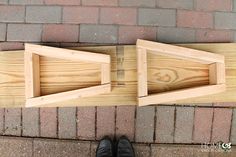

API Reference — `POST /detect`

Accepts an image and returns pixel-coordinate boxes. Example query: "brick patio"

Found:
[0,0,236,156]
[2,105,236,144]
[0,136,235,157]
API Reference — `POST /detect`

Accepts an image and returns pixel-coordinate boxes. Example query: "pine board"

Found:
[0,43,235,107]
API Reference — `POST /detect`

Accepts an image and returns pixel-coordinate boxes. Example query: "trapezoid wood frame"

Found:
[24,43,111,107]
[137,39,226,106]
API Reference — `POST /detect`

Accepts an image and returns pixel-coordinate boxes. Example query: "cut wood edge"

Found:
[25,43,110,64]
[138,84,226,106]
[25,84,111,107]
[209,62,226,85]
[136,39,225,64]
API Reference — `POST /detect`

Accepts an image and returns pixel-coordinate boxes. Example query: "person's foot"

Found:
[96,136,114,157]
[117,136,135,157]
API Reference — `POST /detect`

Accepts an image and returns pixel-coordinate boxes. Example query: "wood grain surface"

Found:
[0,44,235,107]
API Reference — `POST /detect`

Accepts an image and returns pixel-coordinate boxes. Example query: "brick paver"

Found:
[26,6,61,23]
[90,142,98,157]
[135,106,155,143]
[1,136,236,157]
[42,24,79,42]
[4,108,21,136]
[155,106,175,143]
[0,6,25,22]
[0,109,4,135]
[138,8,176,26]
[22,108,39,137]
[44,0,81,5]
[119,0,155,7]
[9,0,43,4]
[193,107,213,143]
[96,106,115,140]
[119,26,156,44]
[34,139,90,157]
[151,145,193,157]
[63,7,99,24]
[177,10,213,28]
[211,108,232,143]
[7,24,42,42]
[0,0,8,4]
[230,109,236,144]
[157,0,194,9]
[193,146,209,157]
[174,107,194,143]
[196,29,233,42]
[0,137,33,157]
[100,8,137,25]
[0,24,6,41]
[8,0,44,5]
[133,144,151,157]
[215,12,236,29]
[58,107,77,139]
[152,144,212,157]
[196,0,232,11]
[81,0,118,6]
[157,27,195,43]
[234,0,236,11]
[80,24,118,43]
[40,107,57,138]
[77,107,95,140]
[0,42,24,51]
[116,106,135,141]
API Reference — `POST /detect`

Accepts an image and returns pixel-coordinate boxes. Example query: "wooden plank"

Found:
[0,44,235,107]
[25,43,110,64]
[137,39,225,64]
[24,51,40,98]
[209,62,225,85]
[147,53,209,94]
[137,48,148,97]
[138,84,226,106]
[26,84,111,107]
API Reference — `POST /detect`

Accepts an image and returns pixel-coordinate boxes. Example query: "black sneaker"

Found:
[96,136,114,157]
[116,136,135,157]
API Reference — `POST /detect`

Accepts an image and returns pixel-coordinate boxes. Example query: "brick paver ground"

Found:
[0,0,236,156]
[1,105,236,145]
[0,136,235,157]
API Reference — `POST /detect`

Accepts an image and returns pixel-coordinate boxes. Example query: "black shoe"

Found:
[117,136,135,157]
[96,136,114,157]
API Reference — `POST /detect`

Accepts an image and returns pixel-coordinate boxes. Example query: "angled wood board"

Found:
[0,43,235,108]
[24,44,111,107]
[136,39,226,106]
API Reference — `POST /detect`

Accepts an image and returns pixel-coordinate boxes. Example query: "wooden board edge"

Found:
[136,39,225,64]
[138,84,226,106]
[25,84,111,107]
[137,47,148,97]
[24,51,40,99]
[25,43,110,64]
[209,62,226,85]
